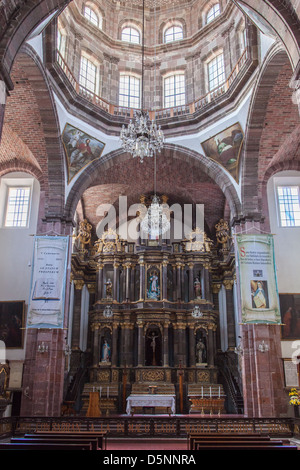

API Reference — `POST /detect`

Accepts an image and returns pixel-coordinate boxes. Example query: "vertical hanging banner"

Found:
[27,236,69,329]
[236,234,280,324]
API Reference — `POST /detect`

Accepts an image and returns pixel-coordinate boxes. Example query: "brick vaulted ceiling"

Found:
[77,152,226,239]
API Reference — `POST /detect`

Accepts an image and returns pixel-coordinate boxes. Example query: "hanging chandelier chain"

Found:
[119,0,164,164]
[141,0,145,112]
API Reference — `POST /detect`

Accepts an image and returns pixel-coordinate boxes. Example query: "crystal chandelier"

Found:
[120,111,164,163]
[119,0,164,163]
[140,194,170,237]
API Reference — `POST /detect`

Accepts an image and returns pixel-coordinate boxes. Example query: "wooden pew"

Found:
[193,444,297,450]
[188,433,298,451]
[189,433,271,450]
[25,431,106,449]
[11,437,99,450]
[0,442,92,450]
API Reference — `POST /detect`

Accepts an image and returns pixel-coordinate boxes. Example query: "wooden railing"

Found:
[0,416,296,438]
[56,48,249,121]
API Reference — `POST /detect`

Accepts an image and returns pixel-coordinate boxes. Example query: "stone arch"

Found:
[64,143,242,225]
[240,46,292,219]
[231,0,300,70]
[9,44,66,222]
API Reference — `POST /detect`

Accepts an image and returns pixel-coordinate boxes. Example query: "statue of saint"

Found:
[146,331,159,366]
[105,278,113,299]
[194,277,202,299]
[196,338,206,364]
[101,339,111,363]
[147,271,160,300]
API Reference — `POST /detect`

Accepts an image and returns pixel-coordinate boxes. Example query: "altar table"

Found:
[126,395,176,416]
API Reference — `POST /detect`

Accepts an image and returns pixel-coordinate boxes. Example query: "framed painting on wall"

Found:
[201,122,244,182]
[62,123,105,182]
[0,301,25,349]
[280,294,300,339]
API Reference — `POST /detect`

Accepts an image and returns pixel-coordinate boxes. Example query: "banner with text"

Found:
[236,233,280,324]
[27,236,69,329]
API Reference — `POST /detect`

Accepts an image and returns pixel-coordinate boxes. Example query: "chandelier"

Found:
[119,0,164,163]
[140,194,170,237]
[120,111,164,163]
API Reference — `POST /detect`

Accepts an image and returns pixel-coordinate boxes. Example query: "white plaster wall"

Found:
[267,171,300,294]
[0,172,40,360]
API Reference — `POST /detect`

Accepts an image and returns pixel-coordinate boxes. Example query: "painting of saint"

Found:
[62,123,105,181]
[251,280,269,309]
[201,122,243,182]
[279,294,300,339]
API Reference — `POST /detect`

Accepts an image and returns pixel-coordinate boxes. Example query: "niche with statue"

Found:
[195,328,207,366]
[100,328,112,365]
[145,326,162,367]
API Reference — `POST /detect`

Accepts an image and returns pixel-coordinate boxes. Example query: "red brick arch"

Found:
[64,143,242,225]
[240,46,295,220]
[6,45,65,221]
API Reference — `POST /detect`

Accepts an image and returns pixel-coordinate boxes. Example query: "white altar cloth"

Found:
[126,394,176,415]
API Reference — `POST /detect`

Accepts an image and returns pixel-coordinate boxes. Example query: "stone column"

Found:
[138,255,145,300]
[207,325,215,367]
[172,265,177,301]
[203,262,211,302]
[233,219,287,417]
[97,263,104,301]
[111,321,119,367]
[188,262,194,301]
[176,262,183,300]
[175,319,186,366]
[137,321,144,366]
[130,264,136,301]
[189,324,196,367]
[92,324,100,367]
[163,321,170,366]
[223,278,236,350]
[71,279,85,352]
[113,262,119,302]
[122,320,133,367]
[124,262,131,301]
[162,258,168,301]
[212,283,222,351]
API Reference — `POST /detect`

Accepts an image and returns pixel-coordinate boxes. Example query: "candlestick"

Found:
[210,386,211,398]
[201,386,203,399]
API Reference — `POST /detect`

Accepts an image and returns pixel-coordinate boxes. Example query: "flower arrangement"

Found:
[289,388,300,406]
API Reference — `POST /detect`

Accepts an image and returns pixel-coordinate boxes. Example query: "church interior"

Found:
[0,0,300,452]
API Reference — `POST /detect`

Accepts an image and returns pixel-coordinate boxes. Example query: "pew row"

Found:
[188,433,298,451]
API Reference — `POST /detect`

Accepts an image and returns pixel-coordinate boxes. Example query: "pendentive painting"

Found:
[0,301,25,348]
[201,122,244,182]
[62,123,105,181]
[280,294,300,339]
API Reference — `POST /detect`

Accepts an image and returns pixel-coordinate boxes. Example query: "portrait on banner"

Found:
[236,234,280,324]
[62,123,105,181]
[201,122,243,182]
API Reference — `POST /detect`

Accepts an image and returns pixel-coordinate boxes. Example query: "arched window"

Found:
[207,53,225,91]
[164,25,183,43]
[121,26,141,44]
[84,5,102,28]
[119,74,140,108]
[206,4,221,24]
[164,73,186,108]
